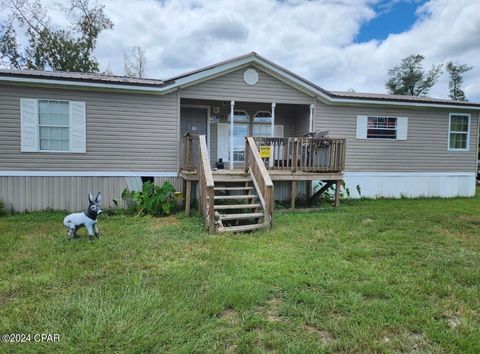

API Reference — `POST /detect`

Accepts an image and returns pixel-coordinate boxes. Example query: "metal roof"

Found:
[1,52,479,108]
[0,68,166,86]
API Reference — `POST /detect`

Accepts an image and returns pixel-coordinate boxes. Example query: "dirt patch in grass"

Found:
[457,215,480,224]
[0,289,18,307]
[147,216,179,232]
[305,325,334,345]
[220,308,239,324]
[405,332,430,353]
[265,298,283,322]
[447,315,461,329]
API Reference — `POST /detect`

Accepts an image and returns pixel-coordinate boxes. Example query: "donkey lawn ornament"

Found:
[63,192,102,240]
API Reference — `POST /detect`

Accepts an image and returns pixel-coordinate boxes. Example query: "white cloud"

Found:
[2,0,480,101]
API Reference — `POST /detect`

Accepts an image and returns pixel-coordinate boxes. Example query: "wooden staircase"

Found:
[185,134,274,234]
[212,173,267,233]
[182,133,346,233]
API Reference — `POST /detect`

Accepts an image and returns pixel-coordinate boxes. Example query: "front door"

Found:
[180,107,208,137]
[181,106,208,169]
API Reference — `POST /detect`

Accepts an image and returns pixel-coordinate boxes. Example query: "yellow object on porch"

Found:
[259,145,271,158]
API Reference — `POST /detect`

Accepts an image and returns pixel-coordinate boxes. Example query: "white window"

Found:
[39,100,70,151]
[356,115,408,140]
[448,113,470,151]
[226,111,250,162]
[253,111,272,137]
[20,98,86,153]
[253,111,272,124]
[232,124,249,162]
[253,124,272,137]
[228,110,249,123]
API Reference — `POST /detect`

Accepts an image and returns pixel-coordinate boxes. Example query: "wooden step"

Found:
[214,186,254,191]
[220,212,264,221]
[213,177,252,183]
[214,203,261,210]
[212,195,257,200]
[217,223,266,233]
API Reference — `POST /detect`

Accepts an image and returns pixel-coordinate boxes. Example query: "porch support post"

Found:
[291,180,296,209]
[309,103,314,133]
[185,180,192,216]
[270,102,276,168]
[334,180,341,207]
[230,100,235,170]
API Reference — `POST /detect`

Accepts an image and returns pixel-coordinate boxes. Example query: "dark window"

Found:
[367,117,397,139]
[141,176,154,184]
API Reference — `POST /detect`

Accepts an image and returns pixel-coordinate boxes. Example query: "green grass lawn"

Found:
[1,191,480,353]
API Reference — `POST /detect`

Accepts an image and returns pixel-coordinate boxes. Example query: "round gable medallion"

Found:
[243,68,259,85]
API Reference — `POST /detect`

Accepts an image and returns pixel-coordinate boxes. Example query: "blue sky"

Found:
[356,1,428,42]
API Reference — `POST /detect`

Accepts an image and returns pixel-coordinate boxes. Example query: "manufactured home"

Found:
[0,53,478,232]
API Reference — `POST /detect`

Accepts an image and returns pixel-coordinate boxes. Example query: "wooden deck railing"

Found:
[196,135,215,232]
[244,137,274,228]
[181,133,346,174]
[253,137,346,173]
[180,133,199,171]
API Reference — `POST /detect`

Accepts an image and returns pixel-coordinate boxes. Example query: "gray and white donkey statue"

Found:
[63,192,102,240]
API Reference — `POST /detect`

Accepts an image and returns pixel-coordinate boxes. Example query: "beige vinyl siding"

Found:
[293,105,311,136]
[315,100,479,172]
[180,66,314,104]
[0,84,179,172]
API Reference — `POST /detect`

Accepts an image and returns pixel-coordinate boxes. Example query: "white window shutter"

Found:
[217,123,229,162]
[69,101,86,153]
[274,124,284,137]
[396,117,408,140]
[20,98,39,152]
[356,115,368,139]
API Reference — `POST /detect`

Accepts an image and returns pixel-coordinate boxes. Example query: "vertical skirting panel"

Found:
[273,181,307,201]
[154,176,184,192]
[343,172,476,198]
[0,176,128,212]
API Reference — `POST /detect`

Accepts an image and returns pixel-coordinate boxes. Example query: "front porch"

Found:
[180,132,346,233]
[179,97,346,233]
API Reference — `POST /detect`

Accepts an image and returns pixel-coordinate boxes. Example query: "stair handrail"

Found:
[244,136,274,228]
[181,133,193,171]
[197,135,215,232]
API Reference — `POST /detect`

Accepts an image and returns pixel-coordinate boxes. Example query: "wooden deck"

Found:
[180,134,346,233]
[181,169,343,182]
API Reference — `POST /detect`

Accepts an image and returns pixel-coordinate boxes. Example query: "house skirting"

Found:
[343,172,476,198]
[0,172,476,212]
[0,175,183,212]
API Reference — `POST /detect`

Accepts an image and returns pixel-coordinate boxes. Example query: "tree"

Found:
[123,46,146,78]
[446,61,473,101]
[0,0,113,72]
[386,54,443,96]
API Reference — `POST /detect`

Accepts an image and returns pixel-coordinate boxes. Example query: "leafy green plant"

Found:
[0,199,6,217]
[122,181,176,217]
[356,184,362,197]
[0,199,14,217]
